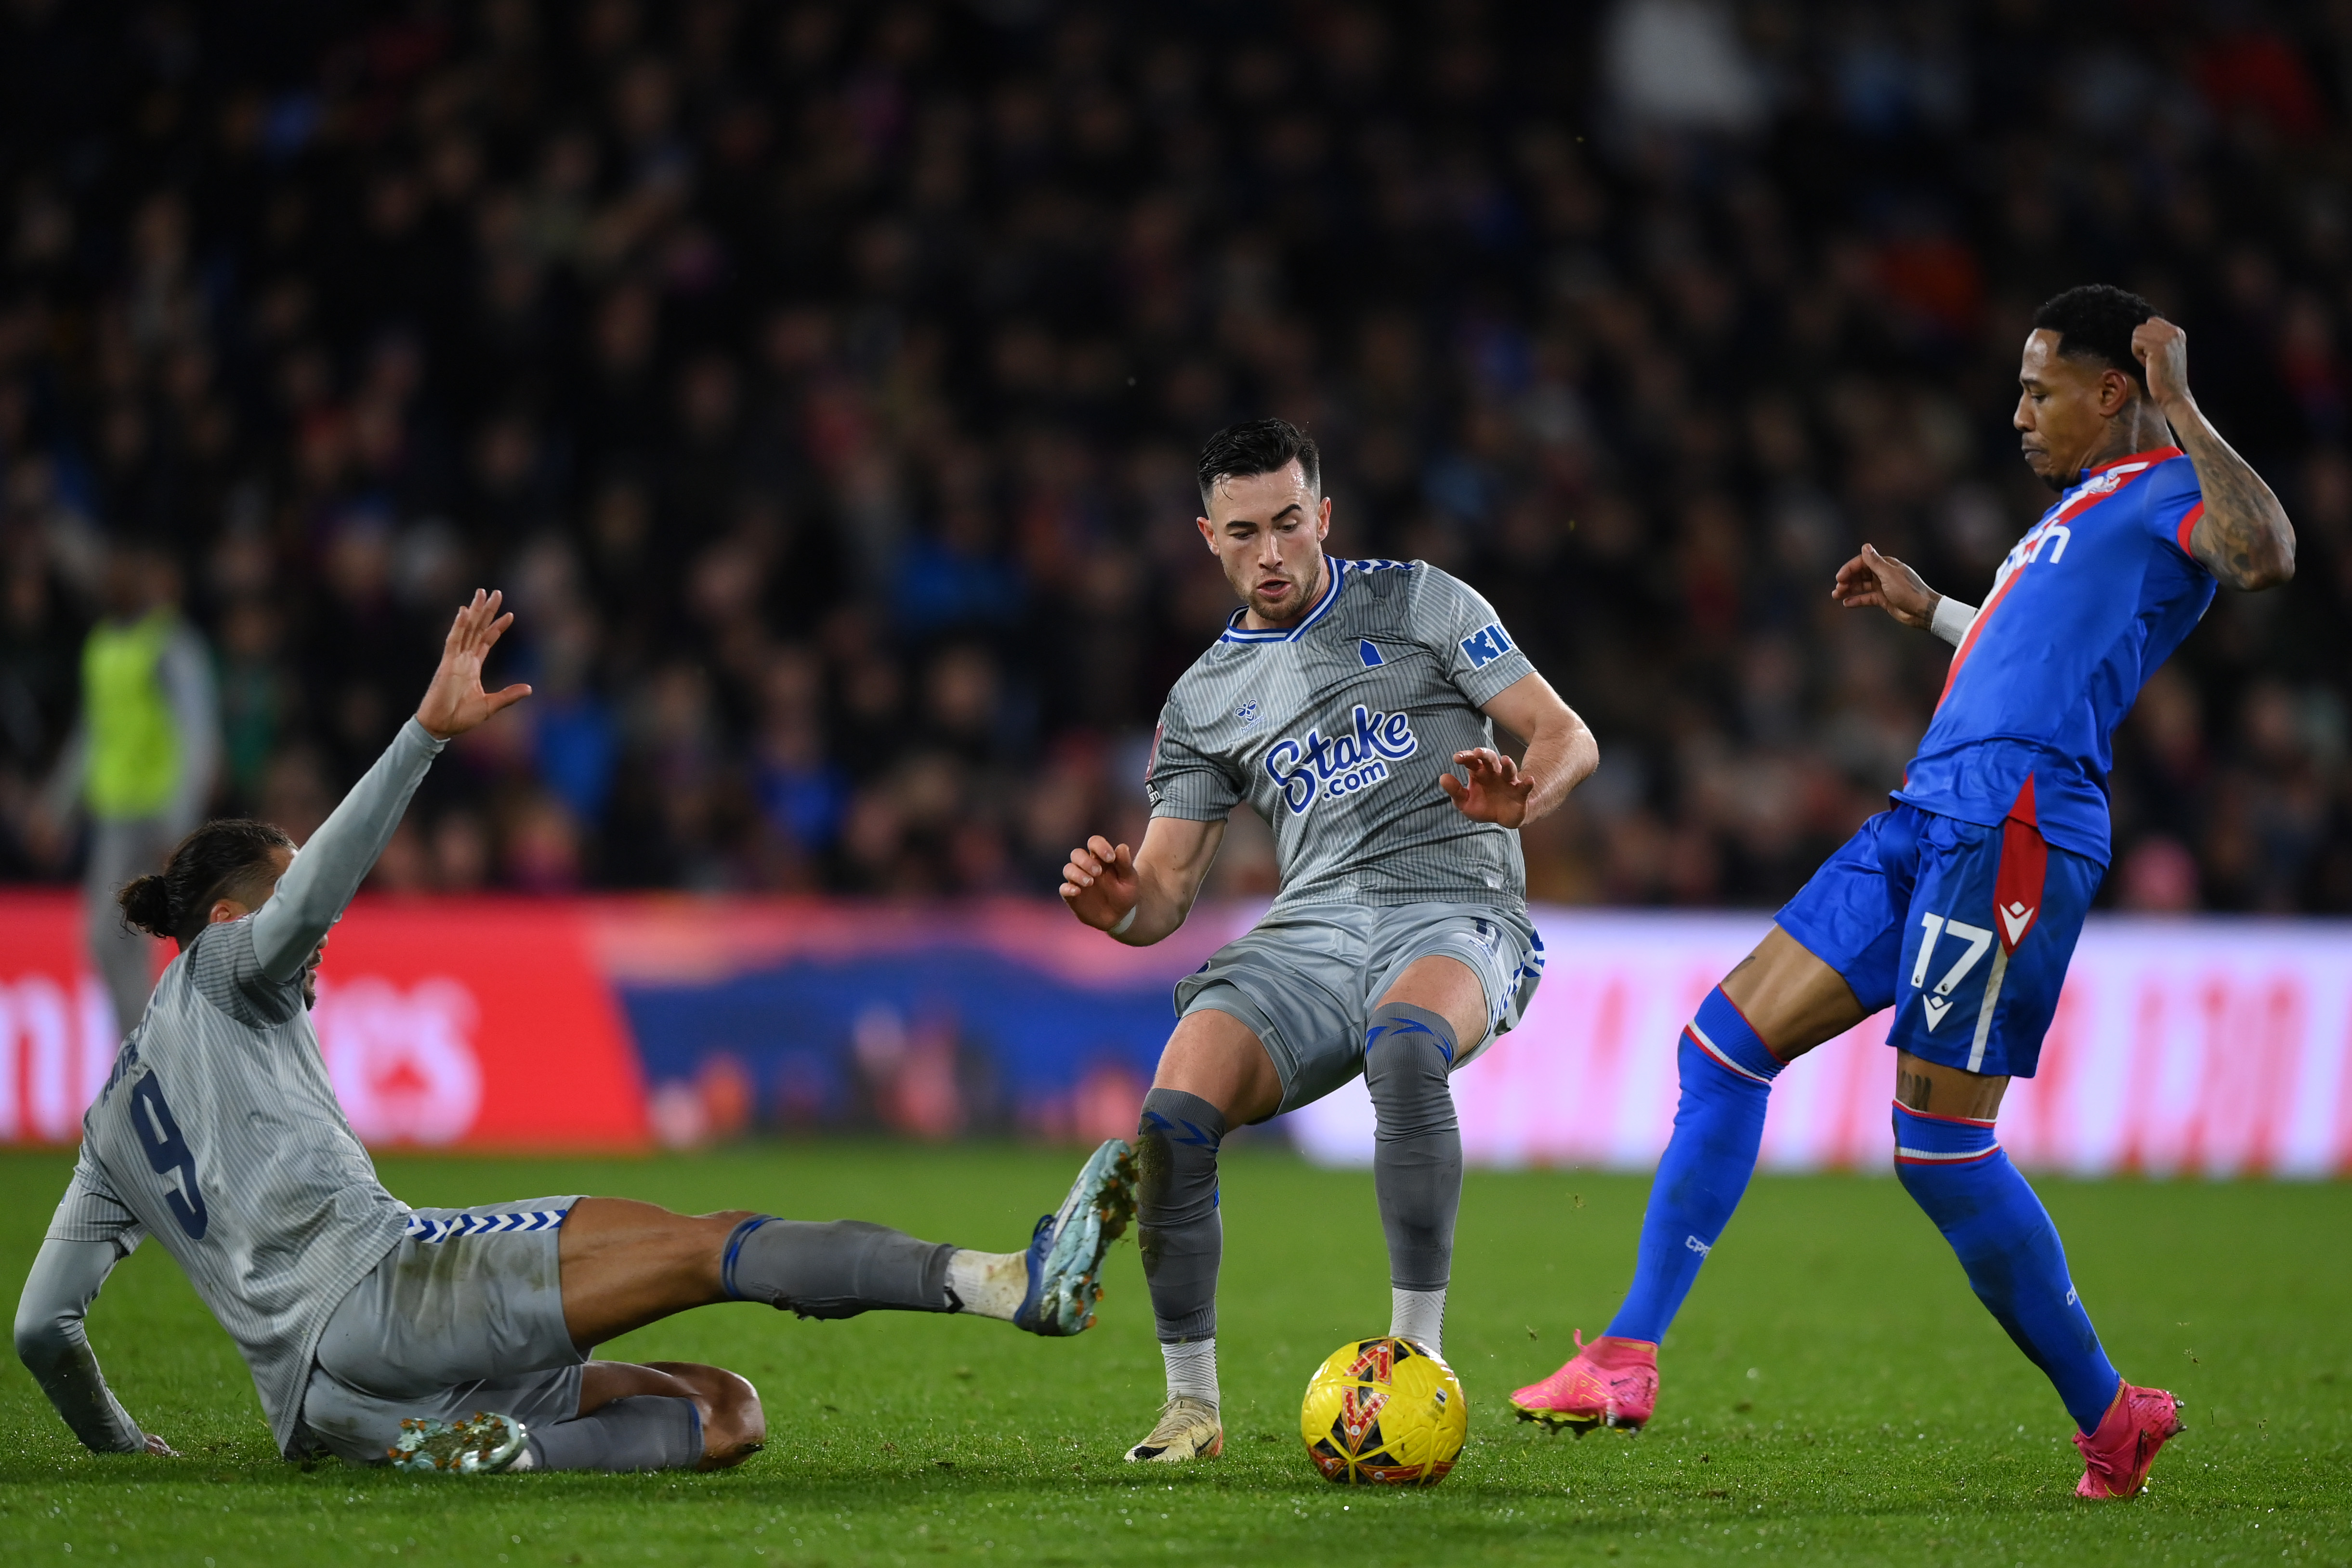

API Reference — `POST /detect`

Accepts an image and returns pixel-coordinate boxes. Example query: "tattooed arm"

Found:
[2133,318,2297,591]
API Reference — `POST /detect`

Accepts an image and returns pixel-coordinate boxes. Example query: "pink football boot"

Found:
[1509,1330,1659,1435]
[2072,1382,2184,1499]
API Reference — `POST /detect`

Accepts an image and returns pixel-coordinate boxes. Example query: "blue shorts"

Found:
[1773,803,2101,1079]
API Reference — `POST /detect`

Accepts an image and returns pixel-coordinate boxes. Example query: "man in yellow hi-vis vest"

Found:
[43,545,219,1035]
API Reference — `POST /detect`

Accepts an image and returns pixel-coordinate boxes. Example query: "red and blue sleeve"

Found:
[2141,456,2206,566]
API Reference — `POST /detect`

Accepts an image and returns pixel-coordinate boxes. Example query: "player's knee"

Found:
[1152,1007,1280,1124]
[1135,1088,1225,1226]
[1364,1003,1459,1143]
[692,1367,765,1470]
[1891,1101,2003,1201]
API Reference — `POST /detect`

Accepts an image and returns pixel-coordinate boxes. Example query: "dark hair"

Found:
[1196,418,1320,509]
[119,819,296,947]
[2032,285,2158,392]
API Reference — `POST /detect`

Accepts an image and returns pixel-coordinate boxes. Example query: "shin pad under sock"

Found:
[722,1218,954,1319]
[1136,1087,1226,1347]
[1892,1103,2121,1431]
[1364,1002,1463,1300]
[1605,987,1782,1344]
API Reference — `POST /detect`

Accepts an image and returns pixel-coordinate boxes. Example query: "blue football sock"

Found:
[1892,1103,2121,1432]
[1604,988,1782,1345]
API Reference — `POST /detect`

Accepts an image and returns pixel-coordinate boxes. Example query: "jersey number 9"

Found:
[130,1075,209,1241]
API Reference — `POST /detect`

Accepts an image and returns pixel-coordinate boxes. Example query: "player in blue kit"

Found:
[1510,286,2296,1499]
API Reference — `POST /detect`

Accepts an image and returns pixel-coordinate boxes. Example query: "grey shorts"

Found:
[1174,902,1543,1115]
[299,1196,586,1466]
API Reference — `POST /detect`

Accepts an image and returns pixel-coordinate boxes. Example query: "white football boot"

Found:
[1124,1396,1224,1463]
[386,1411,530,1474]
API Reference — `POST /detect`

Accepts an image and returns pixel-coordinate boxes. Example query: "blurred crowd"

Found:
[1,0,2349,911]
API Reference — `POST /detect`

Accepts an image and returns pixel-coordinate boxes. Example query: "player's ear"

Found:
[1315,495,1332,537]
[2099,367,2137,418]
[1196,515,1217,552]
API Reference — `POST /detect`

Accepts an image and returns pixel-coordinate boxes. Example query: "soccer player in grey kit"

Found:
[16,590,1136,1474]
[1061,419,1599,1462]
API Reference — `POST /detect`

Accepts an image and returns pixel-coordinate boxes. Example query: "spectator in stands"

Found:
[0,1,2346,911]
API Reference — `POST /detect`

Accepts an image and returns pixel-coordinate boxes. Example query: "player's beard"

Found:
[1244,556,1321,626]
[2024,449,2076,493]
[1250,580,1304,622]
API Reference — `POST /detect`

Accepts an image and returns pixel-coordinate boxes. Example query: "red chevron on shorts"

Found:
[1994,776,2048,954]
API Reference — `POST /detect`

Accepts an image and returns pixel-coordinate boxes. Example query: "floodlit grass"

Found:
[1,1144,2345,1565]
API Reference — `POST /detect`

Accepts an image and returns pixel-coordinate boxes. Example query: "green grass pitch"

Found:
[1,1144,2346,1566]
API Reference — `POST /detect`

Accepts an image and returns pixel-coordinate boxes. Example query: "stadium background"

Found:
[0,0,2348,1162]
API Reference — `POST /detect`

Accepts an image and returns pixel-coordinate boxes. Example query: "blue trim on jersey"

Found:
[1219,558,1350,644]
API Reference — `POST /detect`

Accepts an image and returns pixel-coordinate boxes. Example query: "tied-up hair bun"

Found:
[117,818,296,946]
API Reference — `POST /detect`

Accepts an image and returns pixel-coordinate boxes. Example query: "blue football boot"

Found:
[1013,1137,1137,1336]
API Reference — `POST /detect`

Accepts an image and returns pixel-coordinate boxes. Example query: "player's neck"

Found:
[1239,555,1330,632]
[2075,404,2174,480]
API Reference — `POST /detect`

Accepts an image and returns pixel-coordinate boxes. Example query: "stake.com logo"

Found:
[1263,705,1419,817]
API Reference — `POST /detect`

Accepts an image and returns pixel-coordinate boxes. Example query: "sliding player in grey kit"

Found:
[1060,419,1599,1462]
[15,590,1135,1475]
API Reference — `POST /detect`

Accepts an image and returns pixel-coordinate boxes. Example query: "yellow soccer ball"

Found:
[1300,1336,1467,1485]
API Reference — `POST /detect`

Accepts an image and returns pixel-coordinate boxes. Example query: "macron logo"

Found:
[1460,624,1513,669]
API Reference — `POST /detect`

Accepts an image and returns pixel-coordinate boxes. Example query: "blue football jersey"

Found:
[1894,445,2214,865]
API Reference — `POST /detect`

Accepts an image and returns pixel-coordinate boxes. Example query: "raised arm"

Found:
[2133,319,2296,591]
[1060,815,1227,947]
[250,589,530,981]
[15,1239,167,1455]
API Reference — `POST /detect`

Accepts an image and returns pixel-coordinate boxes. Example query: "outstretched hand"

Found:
[1831,543,1939,629]
[1441,747,1534,827]
[415,589,533,740]
[1059,834,1139,933]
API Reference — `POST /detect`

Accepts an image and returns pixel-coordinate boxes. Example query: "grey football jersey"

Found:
[45,722,444,1456]
[1146,559,1537,911]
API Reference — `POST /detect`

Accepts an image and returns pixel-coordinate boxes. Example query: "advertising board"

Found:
[0,895,2344,1176]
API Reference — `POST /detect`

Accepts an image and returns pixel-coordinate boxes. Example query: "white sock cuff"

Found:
[1390,1286,1446,1356]
[1159,1337,1219,1406]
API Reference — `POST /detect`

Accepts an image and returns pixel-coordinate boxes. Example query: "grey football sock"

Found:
[1364,1002,1463,1294]
[722,1218,955,1319]
[1136,1087,1227,1344]
[525,1395,703,1472]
